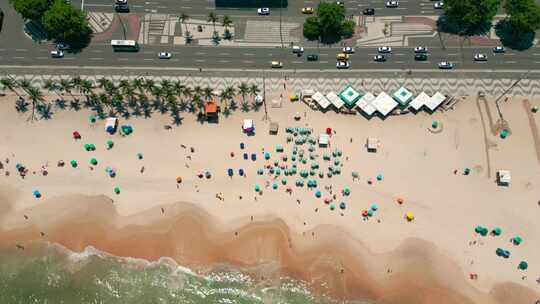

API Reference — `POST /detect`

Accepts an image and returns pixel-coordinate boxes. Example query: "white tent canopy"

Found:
[242,119,254,132]
[326,91,344,109]
[356,92,377,116]
[409,91,431,111]
[393,87,413,106]
[371,92,398,116]
[425,92,446,111]
[319,134,330,146]
[302,89,315,98]
[312,91,331,109]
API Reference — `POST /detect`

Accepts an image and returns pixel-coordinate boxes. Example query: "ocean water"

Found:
[0,244,360,304]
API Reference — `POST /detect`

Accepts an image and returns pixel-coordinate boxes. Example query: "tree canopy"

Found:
[9,0,51,21]
[496,0,540,50]
[441,0,500,36]
[41,0,90,43]
[302,2,354,43]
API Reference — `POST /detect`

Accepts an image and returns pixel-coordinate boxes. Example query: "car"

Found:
[433,1,444,9]
[307,54,319,61]
[56,43,70,50]
[363,8,375,15]
[378,46,392,53]
[336,1,345,7]
[115,0,127,4]
[257,8,270,15]
[271,61,283,68]
[336,61,350,69]
[373,55,386,62]
[336,53,350,61]
[50,50,64,58]
[158,52,172,59]
[438,61,453,69]
[493,46,505,53]
[414,53,428,61]
[474,53,488,61]
[342,46,355,54]
[414,46,428,53]
[385,1,399,7]
[292,45,304,54]
[301,7,314,14]
[114,4,129,12]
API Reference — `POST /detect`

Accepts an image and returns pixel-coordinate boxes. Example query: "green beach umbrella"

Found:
[480,227,488,236]
[137,153,143,160]
[432,120,439,129]
[500,129,509,139]
[518,261,528,270]
[107,140,114,149]
[512,236,523,245]
[70,160,78,168]
[343,187,350,196]
[376,174,383,181]
[371,203,378,211]
[315,189,322,198]
[84,144,91,151]
[281,178,287,185]
[264,152,271,160]
[90,158,98,165]
[352,171,359,178]
[255,184,261,192]
[319,171,324,178]
[89,114,97,123]
[114,187,121,194]
[330,204,336,211]
[493,227,502,236]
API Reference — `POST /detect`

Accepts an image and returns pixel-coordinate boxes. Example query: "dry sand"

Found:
[0,92,539,303]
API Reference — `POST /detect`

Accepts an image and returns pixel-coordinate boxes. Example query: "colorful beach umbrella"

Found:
[343,187,350,196]
[32,190,41,198]
[107,140,114,149]
[492,227,502,236]
[114,187,121,194]
[255,184,261,192]
[518,261,528,270]
[70,160,78,168]
[405,212,414,221]
[371,203,378,211]
[512,236,523,245]
[90,158,98,165]
[329,204,336,211]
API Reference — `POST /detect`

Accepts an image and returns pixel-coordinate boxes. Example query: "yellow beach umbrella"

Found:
[405,212,414,221]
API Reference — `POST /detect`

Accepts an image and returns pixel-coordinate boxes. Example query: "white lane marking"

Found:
[13,57,25,59]
[171,59,179,62]
[91,50,103,53]
[195,59,205,62]
[243,60,254,63]
[15,49,27,52]
[395,61,404,63]
[36,57,47,59]
[320,61,328,63]
[89,58,103,60]
[219,53,230,56]
[0,49,5,51]
[158,6,167,8]
[505,53,515,56]
[505,61,516,64]
[205,7,213,9]
[292,61,303,64]
[447,53,458,56]
[63,57,75,60]
[320,53,328,56]
[218,60,230,63]
[180,6,192,9]
[143,58,154,61]
[243,53,255,56]
[195,52,206,55]
[533,53,540,56]
[394,53,405,56]
[118,58,129,61]
[84,3,111,7]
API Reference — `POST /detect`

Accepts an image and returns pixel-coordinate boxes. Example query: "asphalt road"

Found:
[79,0,443,17]
[1,42,539,71]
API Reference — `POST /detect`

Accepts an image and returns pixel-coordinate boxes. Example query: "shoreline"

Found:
[0,192,538,304]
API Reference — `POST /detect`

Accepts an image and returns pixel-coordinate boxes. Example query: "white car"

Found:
[438,61,453,69]
[257,8,270,15]
[292,45,304,54]
[342,46,355,54]
[336,61,350,69]
[493,46,505,53]
[385,1,399,7]
[474,53,488,61]
[115,0,127,3]
[373,54,386,62]
[50,50,64,58]
[378,46,392,53]
[158,52,172,59]
[434,1,444,9]
[414,46,428,53]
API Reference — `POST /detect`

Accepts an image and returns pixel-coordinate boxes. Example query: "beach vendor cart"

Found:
[243,119,255,134]
[290,91,300,102]
[496,170,511,186]
[366,137,380,152]
[318,134,330,147]
[269,121,279,135]
[105,117,118,134]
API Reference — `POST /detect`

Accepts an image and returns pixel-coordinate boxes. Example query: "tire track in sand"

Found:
[522,99,540,166]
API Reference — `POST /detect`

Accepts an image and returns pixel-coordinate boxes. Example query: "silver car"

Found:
[50,50,64,58]
[158,52,172,59]
[336,61,350,69]
[385,1,399,7]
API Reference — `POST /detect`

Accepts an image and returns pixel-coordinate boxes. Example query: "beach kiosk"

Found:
[339,86,362,108]
[356,92,377,117]
[105,117,118,134]
[393,87,413,107]
[425,92,446,112]
[366,137,380,152]
[497,170,511,186]
[269,121,279,135]
[242,119,254,134]
[204,101,218,121]
[409,91,431,112]
[318,134,330,147]
[371,92,398,117]
[312,91,331,110]
[326,92,344,110]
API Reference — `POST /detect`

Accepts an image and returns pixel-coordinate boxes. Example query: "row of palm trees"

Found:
[178,12,233,41]
[0,76,262,123]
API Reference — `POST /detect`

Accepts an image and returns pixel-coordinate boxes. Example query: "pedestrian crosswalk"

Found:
[243,21,301,44]
[139,14,177,45]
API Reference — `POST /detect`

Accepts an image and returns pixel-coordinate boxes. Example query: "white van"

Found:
[292,46,304,54]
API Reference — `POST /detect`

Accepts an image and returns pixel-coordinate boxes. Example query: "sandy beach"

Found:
[0,90,539,303]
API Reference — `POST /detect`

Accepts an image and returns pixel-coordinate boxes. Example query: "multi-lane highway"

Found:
[1,43,539,71]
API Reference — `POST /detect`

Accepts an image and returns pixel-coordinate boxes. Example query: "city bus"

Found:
[111,40,139,52]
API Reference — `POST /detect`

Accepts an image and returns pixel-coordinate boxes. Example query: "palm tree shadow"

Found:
[69,100,81,111]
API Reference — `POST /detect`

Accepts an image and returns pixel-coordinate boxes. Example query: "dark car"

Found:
[414,53,428,61]
[114,4,130,12]
[307,54,319,61]
[363,8,375,15]
[373,54,386,62]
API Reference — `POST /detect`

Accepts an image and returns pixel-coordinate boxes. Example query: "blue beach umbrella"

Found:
[339,202,346,210]
[227,168,234,177]
[315,189,322,198]
[239,169,245,176]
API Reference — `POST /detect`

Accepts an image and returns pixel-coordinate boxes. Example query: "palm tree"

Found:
[193,85,203,99]
[179,86,193,112]
[0,77,19,96]
[179,12,190,39]
[207,11,218,37]
[70,76,82,94]
[79,80,94,99]
[203,87,214,101]
[223,85,236,110]
[237,82,249,104]
[58,79,75,100]
[192,93,204,114]
[118,79,131,94]
[248,84,261,110]
[18,79,31,93]
[98,77,112,90]
[27,86,45,121]
[144,79,156,96]
[132,78,145,96]
[43,80,62,100]
[222,15,233,39]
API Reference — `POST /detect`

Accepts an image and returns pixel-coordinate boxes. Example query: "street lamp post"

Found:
[279,0,284,48]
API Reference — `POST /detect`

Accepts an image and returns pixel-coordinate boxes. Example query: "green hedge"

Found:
[215,0,288,8]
